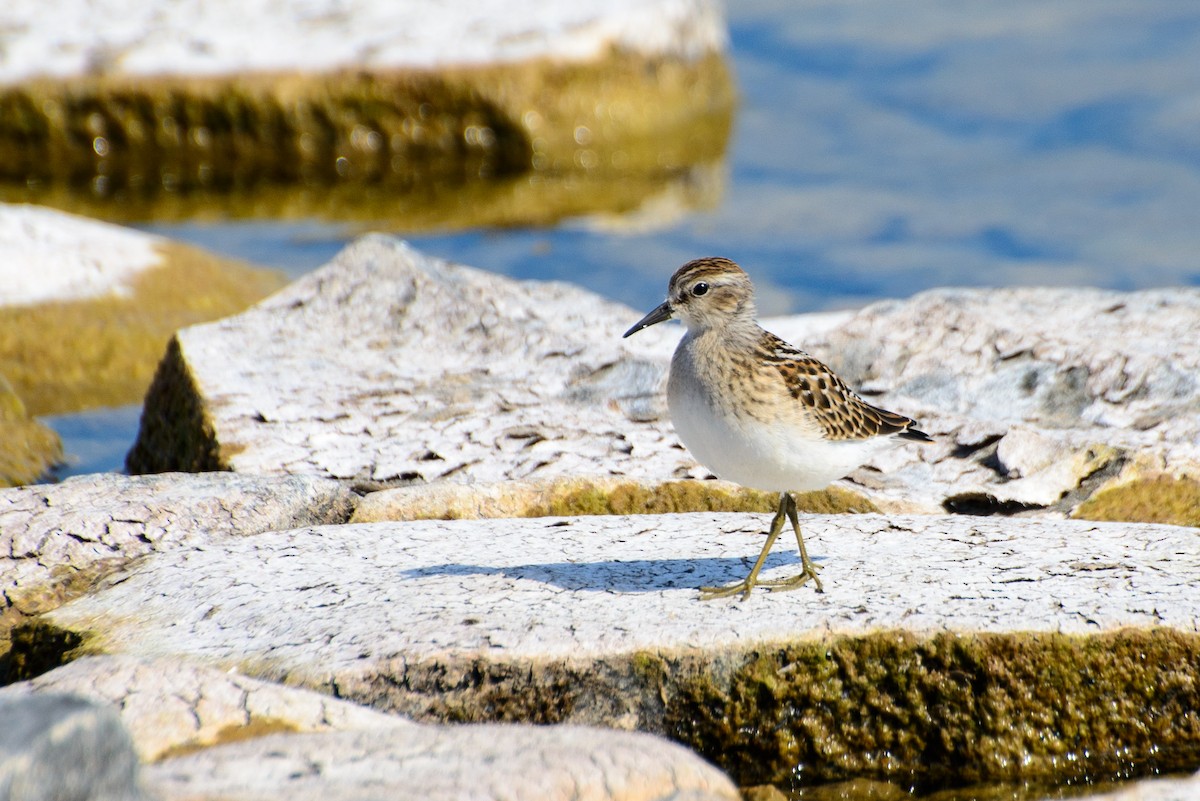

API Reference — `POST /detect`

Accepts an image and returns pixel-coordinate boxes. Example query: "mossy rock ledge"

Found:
[0,373,62,487]
[0,204,287,420]
[0,0,735,226]
[18,511,1200,791]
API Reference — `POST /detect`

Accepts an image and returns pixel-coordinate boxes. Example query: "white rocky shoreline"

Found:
[2,217,1199,799]
[2,2,1199,794]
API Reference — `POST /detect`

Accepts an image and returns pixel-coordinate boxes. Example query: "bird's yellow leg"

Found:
[699,493,789,601]
[757,492,824,593]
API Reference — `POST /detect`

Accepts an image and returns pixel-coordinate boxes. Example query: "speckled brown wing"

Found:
[760,331,929,442]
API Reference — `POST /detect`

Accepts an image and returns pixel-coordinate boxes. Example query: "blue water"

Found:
[47,0,1200,476]
[42,405,143,480]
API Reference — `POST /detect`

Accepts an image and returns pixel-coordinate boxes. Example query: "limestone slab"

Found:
[126,236,1200,521]
[141,725,740,801]
[39,513,1200,670]
[802,286,1200,513]
[30,512,1200,786]
[126,235,685,483]
[0,654,406,762]
[1,6,733,229]
[0,471,355,646]
[0,204,161,307]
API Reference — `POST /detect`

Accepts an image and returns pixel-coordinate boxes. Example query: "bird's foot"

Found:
[757,564,824,594]
[698,579,758,602]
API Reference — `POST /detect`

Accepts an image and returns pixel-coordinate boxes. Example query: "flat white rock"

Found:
[0,654,407,762]
[0,471,354,629]
[142,725,739,801]
[43,513,1200,683]
[0,0,725,84]
[0,204,163,307]
[807,285,1200,510]
[1069,772,1200,801]
[135,235,687,485]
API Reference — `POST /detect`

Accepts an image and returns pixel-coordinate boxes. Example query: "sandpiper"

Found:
[623,257,931,600]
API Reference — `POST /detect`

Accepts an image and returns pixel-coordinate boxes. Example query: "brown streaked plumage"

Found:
[623,256,931,600]
[761,330,920,441]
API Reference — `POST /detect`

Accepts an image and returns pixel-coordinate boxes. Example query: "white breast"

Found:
[666,335,895,493]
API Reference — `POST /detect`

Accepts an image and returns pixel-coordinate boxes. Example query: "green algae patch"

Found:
[1073,474,1200,528]
[0,51,734,229]
[794,487,880,515]
[546,480,777,516]
[350,477,880,522]
[545,482,877,517]
[664,630,1200,791]
[0,373,62,487]
[0,241,285,418]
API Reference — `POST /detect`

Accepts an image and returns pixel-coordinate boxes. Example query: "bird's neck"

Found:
[684,314,763,355]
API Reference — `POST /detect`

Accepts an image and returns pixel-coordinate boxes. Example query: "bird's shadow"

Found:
[400,552,807,593]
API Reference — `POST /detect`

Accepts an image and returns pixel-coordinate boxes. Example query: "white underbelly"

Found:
[667,363,890,493]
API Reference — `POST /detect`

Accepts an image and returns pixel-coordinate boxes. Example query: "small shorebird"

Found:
[623,257,930,600]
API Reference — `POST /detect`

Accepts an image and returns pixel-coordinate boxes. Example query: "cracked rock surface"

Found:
[128,235,680,483]
[141,725,740,801]
[42,513,1199,673]
[803,286,1200,512]
[126,236,1200,520]
[0,472,355,646]
[0,656,738,801]
[0,654,406,761]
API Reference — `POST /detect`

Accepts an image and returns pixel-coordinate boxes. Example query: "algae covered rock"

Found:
[350,475,875,522]
[1073,471,1200,528]
[0,1,734,228]
[0,373,61,487]
[0,204,286,417]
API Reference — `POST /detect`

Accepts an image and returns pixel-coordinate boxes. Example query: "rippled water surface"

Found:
[50,1,1200,475]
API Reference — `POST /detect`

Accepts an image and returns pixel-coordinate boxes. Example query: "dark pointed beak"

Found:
[622,301,673,338]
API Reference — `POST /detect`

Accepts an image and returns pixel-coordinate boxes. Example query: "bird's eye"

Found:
[691,282,709,297]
